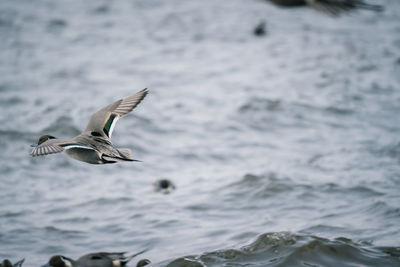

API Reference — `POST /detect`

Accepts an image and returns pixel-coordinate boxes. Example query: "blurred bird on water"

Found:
[266,0,383,16]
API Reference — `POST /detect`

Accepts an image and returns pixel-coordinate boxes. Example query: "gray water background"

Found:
[1,0,400,266]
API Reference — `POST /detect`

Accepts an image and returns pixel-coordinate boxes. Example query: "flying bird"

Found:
[31,89,148,164]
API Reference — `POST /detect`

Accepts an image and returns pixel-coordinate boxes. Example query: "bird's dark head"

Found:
[41,255,72,267]
[37,135,56,145]
[1,259,13,267]
[159,179,170,189]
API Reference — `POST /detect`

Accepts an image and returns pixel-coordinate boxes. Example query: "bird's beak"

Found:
[41,263,51,267]
[31,143,37,147]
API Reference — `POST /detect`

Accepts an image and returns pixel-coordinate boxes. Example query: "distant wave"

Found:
[219,173,385,200]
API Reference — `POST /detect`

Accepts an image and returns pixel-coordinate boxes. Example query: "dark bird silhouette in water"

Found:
[153,179,176,194]
[254,21,267,36]
[266,0,383,16]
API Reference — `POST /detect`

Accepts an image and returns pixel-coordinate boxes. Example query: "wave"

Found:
[217,173,308,201]
[369,142,400,163]
[219,173,385,201]
[164,232,400,267]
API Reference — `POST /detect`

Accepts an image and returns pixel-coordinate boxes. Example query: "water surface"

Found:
[1,0,400,266]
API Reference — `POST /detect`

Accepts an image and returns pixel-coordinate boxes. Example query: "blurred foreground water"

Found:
[1,0,400,266]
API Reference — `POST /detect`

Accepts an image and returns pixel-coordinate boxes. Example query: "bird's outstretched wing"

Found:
[84,89,148,138]
[30,139,69,156]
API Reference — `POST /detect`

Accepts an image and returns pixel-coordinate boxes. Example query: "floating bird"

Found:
[0,259,24,267]
[266,0,383,16]
[31,89,148,164]
[253,21,267,36]
[153,179,176,194]
[42,251,143,267]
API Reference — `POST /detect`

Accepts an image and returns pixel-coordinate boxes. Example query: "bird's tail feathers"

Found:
[14,259,25,267]
[102,154,141,163]
[122,249,148,265]
[118,148,132,159]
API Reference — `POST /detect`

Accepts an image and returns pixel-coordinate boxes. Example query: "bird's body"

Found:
[267,0,383,16]
[253,21,267,36]
[153,179,176,194]
[31,89,148,164]
[42,252,138,267]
